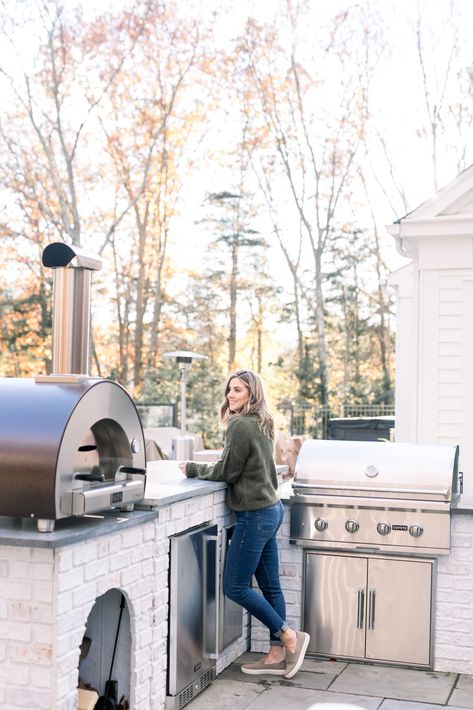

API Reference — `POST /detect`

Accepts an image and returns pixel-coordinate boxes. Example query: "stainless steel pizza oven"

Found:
[290,439,459,555]
[0,242,146,532]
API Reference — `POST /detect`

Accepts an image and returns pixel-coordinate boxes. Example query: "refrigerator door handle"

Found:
[356,588,365,629]
[203,533,220,659]
[368,588,376,630]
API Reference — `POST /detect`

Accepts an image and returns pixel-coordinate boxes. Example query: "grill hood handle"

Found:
[293,482,450,497]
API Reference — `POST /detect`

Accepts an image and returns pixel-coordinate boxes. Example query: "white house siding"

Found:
[418,269,440,444]
[460,278,473,491]
[406,266,473,491]
[388,263,418,443]
[437,272,464,444]
[387,163,473,494]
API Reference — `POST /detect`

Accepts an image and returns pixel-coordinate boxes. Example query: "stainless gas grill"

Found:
[290,439,459,555]
[289,439,460,668]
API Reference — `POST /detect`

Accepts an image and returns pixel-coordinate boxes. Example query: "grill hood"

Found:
[293,439,459,502]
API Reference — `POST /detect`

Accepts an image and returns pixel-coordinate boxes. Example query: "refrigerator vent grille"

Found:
[199,667,216,690]
[175,667,216,710]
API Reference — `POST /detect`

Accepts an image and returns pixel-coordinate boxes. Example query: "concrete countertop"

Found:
[0,461,289,547]
[0,509,159,548]
[279,479,293,502]
[137,459,226,509]
[138,460,290,509]
[453,493,473,513]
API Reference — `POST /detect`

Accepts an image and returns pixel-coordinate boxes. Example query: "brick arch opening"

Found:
[78,588,132,707]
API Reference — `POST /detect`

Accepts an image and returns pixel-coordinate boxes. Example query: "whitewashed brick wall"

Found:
[0,488,249,710]
[0,545,55,710]
[0,519,162,710]
[435,513,473,674]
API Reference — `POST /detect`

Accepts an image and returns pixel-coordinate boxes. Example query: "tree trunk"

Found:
[228,236,238,370]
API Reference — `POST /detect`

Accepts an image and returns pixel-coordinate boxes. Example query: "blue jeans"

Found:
[223,500,288,645]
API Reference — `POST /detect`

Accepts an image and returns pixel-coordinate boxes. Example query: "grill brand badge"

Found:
[365,464,379,478]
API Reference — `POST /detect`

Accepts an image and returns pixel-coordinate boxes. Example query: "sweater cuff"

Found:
[186,462,199,478]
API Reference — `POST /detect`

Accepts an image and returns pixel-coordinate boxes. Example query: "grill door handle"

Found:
[356,589,365,629]
[368,589,376,630]
[293,483,449,496]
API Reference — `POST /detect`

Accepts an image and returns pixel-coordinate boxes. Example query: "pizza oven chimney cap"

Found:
[42,242,102,271]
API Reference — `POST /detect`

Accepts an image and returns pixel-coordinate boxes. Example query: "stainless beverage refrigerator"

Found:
[167,522,219,709]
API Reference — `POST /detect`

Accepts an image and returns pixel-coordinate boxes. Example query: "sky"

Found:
[5,0,473,301]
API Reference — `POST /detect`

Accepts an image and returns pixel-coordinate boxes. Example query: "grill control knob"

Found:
[314,517,328,532]
[345,519,359,534]
[377,522,391,536]
[409,524,424,538]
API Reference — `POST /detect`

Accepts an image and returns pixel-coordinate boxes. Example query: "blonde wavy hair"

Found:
[220,369,275,441]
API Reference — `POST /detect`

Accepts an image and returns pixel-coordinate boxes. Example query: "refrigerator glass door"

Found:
[365,557,433,666]
[168,523,218,696]
[304,552,367,659]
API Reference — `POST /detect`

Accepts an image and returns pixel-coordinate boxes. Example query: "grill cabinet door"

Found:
[304,552,367,659]
[365,557,433,666]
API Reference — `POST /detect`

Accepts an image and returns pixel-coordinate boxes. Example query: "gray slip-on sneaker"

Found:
[241,658,287,675]
[283,630,310,678]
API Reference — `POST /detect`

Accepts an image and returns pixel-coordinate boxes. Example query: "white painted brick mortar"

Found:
[435,513,473,673]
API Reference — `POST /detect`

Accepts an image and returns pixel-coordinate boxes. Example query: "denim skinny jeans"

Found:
[223,500,289,645]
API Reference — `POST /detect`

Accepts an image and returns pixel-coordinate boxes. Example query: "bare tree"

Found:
[232,3,380,406]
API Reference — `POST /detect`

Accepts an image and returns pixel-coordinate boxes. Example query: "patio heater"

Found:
[164,350,207,460]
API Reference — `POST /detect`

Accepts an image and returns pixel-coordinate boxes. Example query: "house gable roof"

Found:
[387,163,473,243]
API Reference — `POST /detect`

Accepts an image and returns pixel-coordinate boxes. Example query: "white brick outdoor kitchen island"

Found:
[0,462,248,710]
[1,465,472,710]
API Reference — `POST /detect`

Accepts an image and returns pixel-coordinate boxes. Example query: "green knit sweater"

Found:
[186,414,279,511]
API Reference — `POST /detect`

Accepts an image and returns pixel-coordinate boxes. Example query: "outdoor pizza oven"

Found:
[0,242,146,532]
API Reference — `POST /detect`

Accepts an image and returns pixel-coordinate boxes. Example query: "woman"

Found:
[178,368,309,677]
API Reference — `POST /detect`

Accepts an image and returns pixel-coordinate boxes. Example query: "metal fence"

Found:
[135,402,178,428]
[278,401,395,439]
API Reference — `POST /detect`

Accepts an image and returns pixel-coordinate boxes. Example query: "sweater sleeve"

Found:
[185,418,250,484]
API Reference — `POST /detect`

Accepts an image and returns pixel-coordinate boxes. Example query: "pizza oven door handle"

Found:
[70,480,145,515]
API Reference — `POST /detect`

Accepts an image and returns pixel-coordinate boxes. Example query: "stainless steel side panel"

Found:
[168,523,218,697]
[303,552,367,659]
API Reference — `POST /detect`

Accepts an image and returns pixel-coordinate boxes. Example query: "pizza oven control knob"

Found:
[314,517,328,532]
[409,524,424,538]
[345,519,359,534]
[377,522,391,536]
